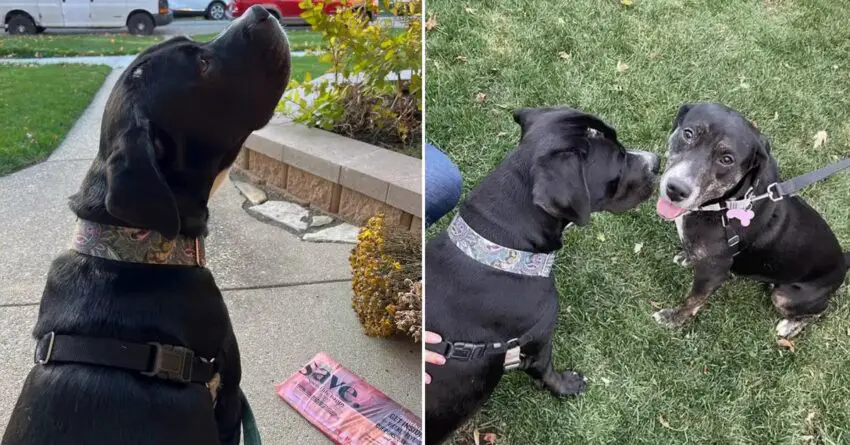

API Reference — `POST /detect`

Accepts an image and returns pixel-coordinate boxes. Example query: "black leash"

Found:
[34,332,215,384]
[695,157,850,256]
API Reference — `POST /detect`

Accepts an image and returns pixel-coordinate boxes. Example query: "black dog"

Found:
[3,6,290,444]
[424,107,660,444]
[654,103,849,337]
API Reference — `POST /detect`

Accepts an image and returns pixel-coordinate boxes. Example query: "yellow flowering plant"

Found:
[349,214,421,339]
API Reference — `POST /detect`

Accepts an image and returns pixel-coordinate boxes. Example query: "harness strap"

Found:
[34,332,215,384]
[426,331,535,371]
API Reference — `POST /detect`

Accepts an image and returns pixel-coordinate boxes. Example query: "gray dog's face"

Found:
[515,107,661,226]
[657,103,769,220]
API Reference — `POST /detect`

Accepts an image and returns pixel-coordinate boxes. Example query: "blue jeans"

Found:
[425,143,462,227]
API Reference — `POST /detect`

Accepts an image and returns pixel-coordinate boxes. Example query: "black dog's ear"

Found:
[531,150,591,225]
[104,116,180,239]
[672,103,693,131]
[515,107,619,143]
[513,108,546,137]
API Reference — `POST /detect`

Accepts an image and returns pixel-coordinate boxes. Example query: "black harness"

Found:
[34,332,216,385]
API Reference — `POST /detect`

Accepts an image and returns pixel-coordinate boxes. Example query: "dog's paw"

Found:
[545,370,587,397]
[776,318,808,339]
[653,308,686,328]
[673,251,691,268]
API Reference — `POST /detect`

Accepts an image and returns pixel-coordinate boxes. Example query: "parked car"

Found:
[1,0,172,34]
[169,0,227,20]
[228,0,372,24]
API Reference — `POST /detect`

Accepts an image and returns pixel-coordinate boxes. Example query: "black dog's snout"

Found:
[666,179,691,202]
[247,5,270,21]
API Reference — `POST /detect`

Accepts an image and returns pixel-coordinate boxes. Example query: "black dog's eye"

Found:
[719,154,735,166]
[199,56,211,74]
[682,128,694,141]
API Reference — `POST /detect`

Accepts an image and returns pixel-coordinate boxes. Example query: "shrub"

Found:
[280,0,421,152]
[349,214,422,340]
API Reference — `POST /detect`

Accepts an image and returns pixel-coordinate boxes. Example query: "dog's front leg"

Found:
[521,337,586,397]
[653,256,732,328]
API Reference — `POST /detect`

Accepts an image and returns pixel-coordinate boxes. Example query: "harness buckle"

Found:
[504,346,522,371]
[142,343,194,383]
[34,331,56,365]
[767,183,784,202]
[446,342,485,361]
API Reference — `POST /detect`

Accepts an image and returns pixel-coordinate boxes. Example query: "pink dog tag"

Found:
[726,208,755,227]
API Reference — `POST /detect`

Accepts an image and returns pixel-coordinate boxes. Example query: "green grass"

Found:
[0,64,110,175]
[426,0,850,444]
[290,54,331,81]
[0,30,324,58]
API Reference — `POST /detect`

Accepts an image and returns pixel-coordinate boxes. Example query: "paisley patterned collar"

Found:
[447,214,558,277]
[71,219,206,267]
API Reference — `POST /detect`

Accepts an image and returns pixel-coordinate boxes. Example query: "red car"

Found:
[228,0,373,23]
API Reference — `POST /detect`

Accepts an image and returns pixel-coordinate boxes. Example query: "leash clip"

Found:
[142,343,194,383]
[767,183,784,202]
[446,342,485,361]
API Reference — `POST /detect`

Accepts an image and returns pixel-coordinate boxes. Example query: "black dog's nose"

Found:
[248,5,270,21]
[665,179,691,203]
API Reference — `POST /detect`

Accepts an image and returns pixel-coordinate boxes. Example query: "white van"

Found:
[1,0,173,35]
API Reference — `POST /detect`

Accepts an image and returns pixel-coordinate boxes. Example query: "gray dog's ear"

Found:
[531,150,591,225]
[104,116,180,239]
[672,103,693,131]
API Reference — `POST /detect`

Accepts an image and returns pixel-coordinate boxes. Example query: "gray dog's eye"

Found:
[719,154,735,166]
[682,128,694,141]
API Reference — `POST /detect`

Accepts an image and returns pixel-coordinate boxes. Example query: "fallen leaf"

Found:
[772,112,779,121]
[597,233,607,242]
[634,242,644,254]
[650,300,662,309]
[703,366,709,374]
[621,0,633,5]
[805,410,816,426]
[473,428,480,445]
[497,132,507,138]
[566,305,572,313]
[455,55,468,63]
[658,416,672,429]
[616,60,629,73]
[557,18,566,25]
[558,51,571,60]
[464,6,477,14]
[425,14,438,30]
[647,52,658,60]
[474,92,487,103]
[600,377,611,385]
[777,338,795,352]
[813,130,828,148]
[833,65,838,70]
[482,432,498,444]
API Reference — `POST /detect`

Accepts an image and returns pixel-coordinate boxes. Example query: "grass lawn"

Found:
[426,0,850,444]
[290,54,331,81]
[0,30,324,58]
[0,64,110,175]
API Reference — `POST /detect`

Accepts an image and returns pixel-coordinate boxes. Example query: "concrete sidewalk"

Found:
[0,67,420,441]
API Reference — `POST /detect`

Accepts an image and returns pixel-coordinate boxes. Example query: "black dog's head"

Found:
[71,6,291,239]
[514,107,660,226]
[656,103,777,220]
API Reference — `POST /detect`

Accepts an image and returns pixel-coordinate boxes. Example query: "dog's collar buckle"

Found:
[34,331,56,365]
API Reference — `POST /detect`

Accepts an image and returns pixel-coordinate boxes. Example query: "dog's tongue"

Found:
[656,197,687,220]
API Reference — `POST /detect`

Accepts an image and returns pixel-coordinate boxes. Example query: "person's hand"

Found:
[424,331,446,384]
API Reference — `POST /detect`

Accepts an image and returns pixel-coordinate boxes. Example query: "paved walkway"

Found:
[0,67,420,440]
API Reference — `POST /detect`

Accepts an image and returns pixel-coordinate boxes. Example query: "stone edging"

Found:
[233,116,421,233]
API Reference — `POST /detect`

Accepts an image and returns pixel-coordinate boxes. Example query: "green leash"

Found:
[240,391,262,445]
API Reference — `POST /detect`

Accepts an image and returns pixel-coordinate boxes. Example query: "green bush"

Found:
[280,0,421,152]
